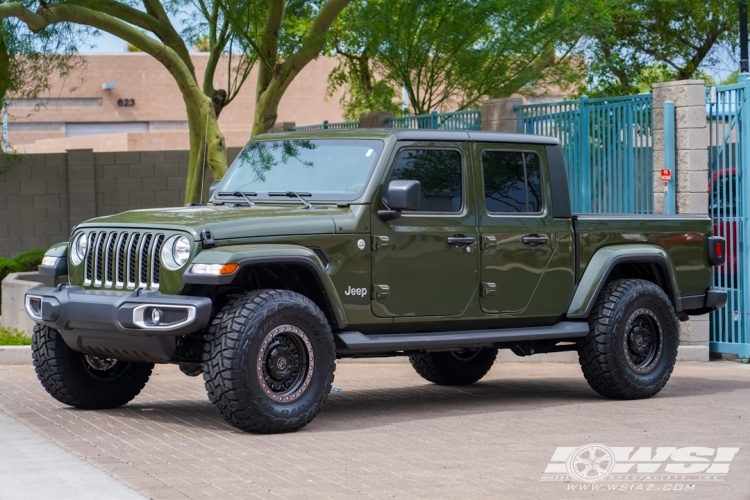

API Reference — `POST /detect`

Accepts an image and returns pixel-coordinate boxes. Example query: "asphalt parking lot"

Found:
[1,360,749,499]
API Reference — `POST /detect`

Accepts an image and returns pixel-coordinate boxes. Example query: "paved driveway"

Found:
[1,360,749,499]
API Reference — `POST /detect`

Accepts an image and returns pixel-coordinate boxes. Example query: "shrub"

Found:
[12,249,46,272]
[0,257,22,287]
[0,326,32,346]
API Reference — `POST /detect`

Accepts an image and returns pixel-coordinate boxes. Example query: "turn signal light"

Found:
[190,263,239,275]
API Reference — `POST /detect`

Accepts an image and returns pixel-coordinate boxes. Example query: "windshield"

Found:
[216,139,385,201]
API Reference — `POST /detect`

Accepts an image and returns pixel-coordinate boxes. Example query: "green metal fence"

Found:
[515,94,654,214]
[707,77,750,361]
[385,110,481,130]
[290,120,359,131]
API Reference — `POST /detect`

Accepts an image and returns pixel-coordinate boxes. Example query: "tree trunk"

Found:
[184,96,228,204]
[252,85,285,136]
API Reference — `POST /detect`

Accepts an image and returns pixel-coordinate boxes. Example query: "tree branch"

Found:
[279,0,351,79]
[257,0,284,95]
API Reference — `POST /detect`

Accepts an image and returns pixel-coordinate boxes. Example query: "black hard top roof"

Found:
[259,128,561,146]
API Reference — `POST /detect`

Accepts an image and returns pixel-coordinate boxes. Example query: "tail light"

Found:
[708,236,726,266]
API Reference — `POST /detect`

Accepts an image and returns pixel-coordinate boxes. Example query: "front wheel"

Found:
[577,279,679,399]
[202,290,336,434]
[32,324,153,409]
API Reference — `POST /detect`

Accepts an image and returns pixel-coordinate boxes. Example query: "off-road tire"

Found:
[32,324,153,409]
[202,289,336,434]
[577,279,679,400]
[409,348,498,385]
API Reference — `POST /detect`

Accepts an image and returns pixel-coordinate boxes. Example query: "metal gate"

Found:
[515,95,654,214]
[708,77,750,361]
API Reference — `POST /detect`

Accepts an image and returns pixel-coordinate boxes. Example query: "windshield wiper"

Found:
[268,191,313,209]
[217,191,257,206]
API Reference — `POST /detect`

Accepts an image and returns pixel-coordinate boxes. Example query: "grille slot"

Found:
[77,230,166,290]
[151,235,165,289]
[127,233,141,288]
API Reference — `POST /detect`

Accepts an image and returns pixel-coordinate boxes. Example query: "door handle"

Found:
[446,236,476,247]
[522,234,549,246]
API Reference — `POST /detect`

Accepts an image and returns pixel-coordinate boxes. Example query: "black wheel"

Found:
[202,289,336,434]
[577,279,679,399]
[408,348,498,385]
[31,324,153,409]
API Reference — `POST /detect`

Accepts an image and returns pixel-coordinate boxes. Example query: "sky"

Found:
[83,32,129,53]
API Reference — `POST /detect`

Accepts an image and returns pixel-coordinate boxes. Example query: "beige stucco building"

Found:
[9,53,346,153]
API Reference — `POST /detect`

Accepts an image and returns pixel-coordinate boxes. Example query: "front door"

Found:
[371,142,478,317]
[475,144,556,316]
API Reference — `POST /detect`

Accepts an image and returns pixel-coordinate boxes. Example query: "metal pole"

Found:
[663,101,676,214]
[741,0,749,72]
[579,96,591,212]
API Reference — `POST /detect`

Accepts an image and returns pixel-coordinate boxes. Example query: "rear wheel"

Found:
[32,324,153,409]
[409,348,498,385]
[577,279,679,399]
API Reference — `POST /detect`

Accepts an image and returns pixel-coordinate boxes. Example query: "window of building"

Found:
[387,149,463,213]
[482,150,543,213]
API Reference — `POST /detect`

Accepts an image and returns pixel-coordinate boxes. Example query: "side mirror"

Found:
[208,179,221,200]
[379,180,420,221]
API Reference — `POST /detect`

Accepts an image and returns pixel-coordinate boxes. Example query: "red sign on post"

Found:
[661,169,672,180]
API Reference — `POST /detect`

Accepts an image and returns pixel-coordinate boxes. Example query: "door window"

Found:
[387,149,462,213]
[482,151,543,213]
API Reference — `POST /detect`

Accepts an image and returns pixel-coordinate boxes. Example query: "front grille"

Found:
[83,230,165,290]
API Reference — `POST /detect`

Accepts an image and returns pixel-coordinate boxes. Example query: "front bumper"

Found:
[24,285,212,336]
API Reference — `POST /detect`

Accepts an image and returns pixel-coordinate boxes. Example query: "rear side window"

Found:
[482,150,543,213]
[387,149,462,213]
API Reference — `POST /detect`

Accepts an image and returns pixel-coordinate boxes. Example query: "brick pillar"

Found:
[652,80,710,361]
[480,97,523,132]
[66,149,97,230]
[359,111,393,128]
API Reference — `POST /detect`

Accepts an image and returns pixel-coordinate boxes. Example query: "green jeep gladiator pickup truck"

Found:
[25,130,727,434]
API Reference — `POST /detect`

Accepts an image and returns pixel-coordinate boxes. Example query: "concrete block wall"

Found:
[0,147,241,259]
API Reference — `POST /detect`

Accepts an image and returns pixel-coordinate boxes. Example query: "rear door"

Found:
[370,141,478,317]
[475,143,556,315]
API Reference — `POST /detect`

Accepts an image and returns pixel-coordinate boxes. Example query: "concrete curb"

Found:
[0,346,32,365]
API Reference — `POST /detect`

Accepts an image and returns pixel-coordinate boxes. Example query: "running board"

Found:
[334,321,589,355]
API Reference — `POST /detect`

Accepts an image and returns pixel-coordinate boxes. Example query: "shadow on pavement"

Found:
[74,374,750,434]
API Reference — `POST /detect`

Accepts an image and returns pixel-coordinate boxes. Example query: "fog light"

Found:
[151,308,162,324]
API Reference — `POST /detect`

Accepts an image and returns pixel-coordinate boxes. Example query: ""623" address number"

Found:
[117,98,135,107]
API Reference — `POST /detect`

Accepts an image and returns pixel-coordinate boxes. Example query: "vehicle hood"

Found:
[78,205,338,240]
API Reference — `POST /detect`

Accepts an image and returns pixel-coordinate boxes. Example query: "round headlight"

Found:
[71,233,87,265]
[161,235,191,270]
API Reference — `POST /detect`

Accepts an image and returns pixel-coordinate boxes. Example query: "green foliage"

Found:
[327,0,592,116]
[0,257,21,285]
[0,326,32,346]
[579,0,738,97]
[12,248,45,272]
